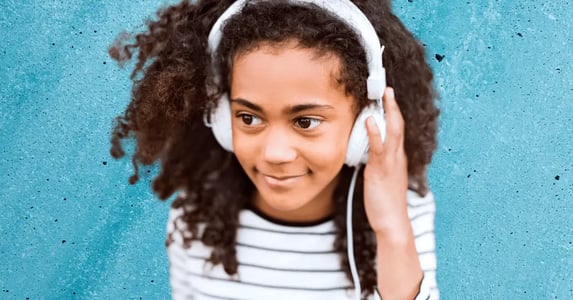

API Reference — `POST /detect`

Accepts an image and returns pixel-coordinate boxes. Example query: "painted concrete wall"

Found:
[1,0,571,299]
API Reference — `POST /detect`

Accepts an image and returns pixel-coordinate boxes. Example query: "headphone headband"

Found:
[204,5,389,298]
[207,0,386,100]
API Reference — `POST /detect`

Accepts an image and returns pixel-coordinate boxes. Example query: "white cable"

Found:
[347,165,362,300]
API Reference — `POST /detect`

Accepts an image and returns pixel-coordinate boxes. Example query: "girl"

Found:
[109,0,440,299]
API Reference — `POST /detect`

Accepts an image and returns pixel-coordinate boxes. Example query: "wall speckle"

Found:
[0,0,571,299]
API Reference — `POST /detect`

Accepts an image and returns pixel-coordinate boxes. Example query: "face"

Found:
[230,41,357,222]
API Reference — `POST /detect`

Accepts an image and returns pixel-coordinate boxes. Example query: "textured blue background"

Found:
[1,0,571,299]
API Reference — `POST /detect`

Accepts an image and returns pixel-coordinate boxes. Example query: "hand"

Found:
[363,87,409,234]
[364,87,424,298]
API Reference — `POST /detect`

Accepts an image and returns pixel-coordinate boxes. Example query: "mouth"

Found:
[256,170,308,189]
[263,174,304,180]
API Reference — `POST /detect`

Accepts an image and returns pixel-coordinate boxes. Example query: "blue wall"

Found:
[1,0,571,299]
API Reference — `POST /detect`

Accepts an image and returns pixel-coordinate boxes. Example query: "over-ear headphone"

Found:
[204,0,388,168]
[204,3,388,299]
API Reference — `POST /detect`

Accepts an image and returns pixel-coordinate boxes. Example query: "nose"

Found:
[262,128,297,165]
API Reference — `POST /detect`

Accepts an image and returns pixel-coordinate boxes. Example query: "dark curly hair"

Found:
[108,0,439,298]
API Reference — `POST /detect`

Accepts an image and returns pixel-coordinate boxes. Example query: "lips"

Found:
[256,169,308,189]
[263,174,303,180]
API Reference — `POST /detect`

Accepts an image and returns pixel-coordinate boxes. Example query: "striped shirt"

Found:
[167,190,439,300]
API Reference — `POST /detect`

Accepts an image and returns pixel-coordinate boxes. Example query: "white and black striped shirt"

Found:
[167,190,439,300]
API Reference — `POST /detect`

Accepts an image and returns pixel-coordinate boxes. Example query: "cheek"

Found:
[305,126,352,170]
[232,130,256,164]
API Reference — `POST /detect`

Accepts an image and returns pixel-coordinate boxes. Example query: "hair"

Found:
[108,0,439,298]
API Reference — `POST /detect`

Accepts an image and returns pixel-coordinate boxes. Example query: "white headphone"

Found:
[204,3,388,298]
[204,0,387,168]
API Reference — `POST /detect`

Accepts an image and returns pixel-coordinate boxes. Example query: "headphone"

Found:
[204,1,387,299]
[204,0,387,168]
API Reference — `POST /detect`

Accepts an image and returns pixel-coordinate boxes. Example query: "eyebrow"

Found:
[230,98,334,114]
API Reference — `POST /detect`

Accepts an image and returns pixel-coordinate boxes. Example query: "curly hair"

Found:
[108,0,439,298]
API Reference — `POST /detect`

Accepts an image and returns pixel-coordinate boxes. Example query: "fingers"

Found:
[382,87,405,153]
[366,116,384,156]
[365,87,405,162]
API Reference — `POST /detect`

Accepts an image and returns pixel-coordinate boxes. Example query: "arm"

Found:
[374,209,423,299]
[373,190,439,300]
[363,88,439,299]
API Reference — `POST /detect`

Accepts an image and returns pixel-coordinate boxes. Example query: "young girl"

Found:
[109,0,440,299]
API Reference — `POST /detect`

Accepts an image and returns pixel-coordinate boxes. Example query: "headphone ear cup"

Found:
[345,102,386,167]
[208,94,234,152]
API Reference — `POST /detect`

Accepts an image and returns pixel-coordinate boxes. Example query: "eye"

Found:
[238,113,262,126]
[295,117,321,130]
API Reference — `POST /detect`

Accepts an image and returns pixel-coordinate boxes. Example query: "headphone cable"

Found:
[347,165,362,300]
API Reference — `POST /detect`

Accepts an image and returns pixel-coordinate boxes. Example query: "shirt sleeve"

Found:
[166,200,194,300]
[407,189,440,300]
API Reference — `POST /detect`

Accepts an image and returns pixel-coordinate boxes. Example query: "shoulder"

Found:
[406,189,435,208]
[406,189,436,231]
[166,190,188,232]
[166,190,203,247]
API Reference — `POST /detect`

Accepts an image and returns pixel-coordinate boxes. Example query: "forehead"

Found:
[234,42,341,79]
[230,41,353,110]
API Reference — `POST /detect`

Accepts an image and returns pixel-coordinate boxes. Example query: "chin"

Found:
[257,189,311,211]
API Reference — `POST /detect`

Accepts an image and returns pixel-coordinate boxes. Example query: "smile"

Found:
[259,172,307,189]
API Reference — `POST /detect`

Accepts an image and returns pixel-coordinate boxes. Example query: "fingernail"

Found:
[367,117,379,133]
[387,88,395,100]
